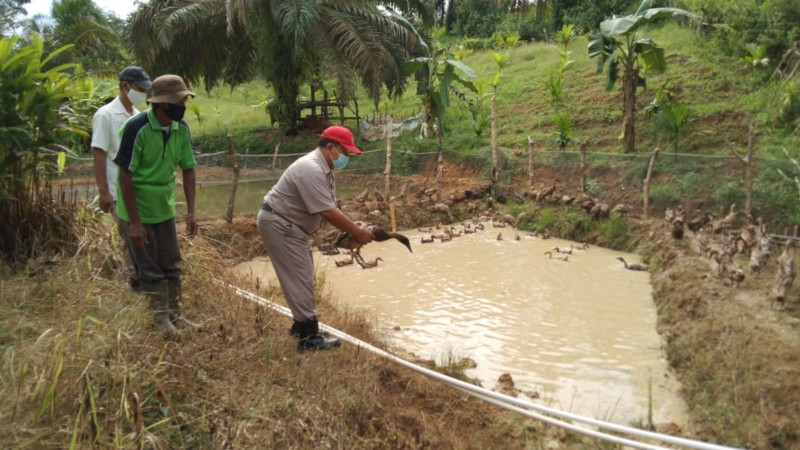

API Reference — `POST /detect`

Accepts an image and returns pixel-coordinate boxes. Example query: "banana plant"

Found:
[588,0,697,153]
[408,44,477,139]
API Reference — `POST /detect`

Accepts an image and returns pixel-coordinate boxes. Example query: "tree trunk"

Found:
[536,0,547,21]
[622,67,638,153]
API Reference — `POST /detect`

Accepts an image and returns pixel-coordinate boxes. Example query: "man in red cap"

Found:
[257,125,373,351]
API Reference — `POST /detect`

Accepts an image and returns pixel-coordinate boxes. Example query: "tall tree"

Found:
[588,0,696,153]
[128,0,430,135]
[0,0,28,37]
[48,0,126,71]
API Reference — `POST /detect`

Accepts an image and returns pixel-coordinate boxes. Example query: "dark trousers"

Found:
[121,218,182,283]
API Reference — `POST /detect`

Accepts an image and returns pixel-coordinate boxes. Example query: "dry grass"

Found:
[643,221,800,449]
[0,215,565,449]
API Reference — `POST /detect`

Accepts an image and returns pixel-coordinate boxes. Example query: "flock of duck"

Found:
[318,215,647,272]
[665,203,797,309]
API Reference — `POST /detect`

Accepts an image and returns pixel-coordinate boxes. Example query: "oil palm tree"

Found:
[127,0,430,135]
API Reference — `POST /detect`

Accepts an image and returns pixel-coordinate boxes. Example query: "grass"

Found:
[2,215,572,448]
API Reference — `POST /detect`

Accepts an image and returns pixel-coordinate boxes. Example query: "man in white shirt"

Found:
[91,65,151,291]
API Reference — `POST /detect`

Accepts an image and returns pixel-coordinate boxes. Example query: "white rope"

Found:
[217,280,741,450]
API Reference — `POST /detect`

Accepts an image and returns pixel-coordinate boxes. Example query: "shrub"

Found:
[0,34,86,266]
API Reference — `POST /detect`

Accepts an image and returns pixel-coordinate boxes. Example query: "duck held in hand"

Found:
[336,224,413,254]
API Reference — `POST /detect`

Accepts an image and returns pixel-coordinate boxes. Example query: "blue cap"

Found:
[118,66,152,90]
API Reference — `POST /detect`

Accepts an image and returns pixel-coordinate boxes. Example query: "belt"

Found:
[261,202,310,236]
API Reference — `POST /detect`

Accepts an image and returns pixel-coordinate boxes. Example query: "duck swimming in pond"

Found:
[544,251,569,261]
[617,257,648,271]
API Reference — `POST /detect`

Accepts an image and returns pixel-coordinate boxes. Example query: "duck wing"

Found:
[335,232,360,250]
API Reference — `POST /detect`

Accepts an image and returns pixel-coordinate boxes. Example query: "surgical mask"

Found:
[332,149,349,170]
[164,104,186,122]
[126,88,147,106]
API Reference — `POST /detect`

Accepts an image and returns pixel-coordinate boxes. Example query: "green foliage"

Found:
[454,0,505,38]
[596,216,630,249]
[654,101,690,153]
[712,180,744,207]
[409,43,477,138]
[0,34,84,264]
[740,42,770,69]
[776,80,800,130]
[649,183,682,204]
[675,0,800,60]
[552,114,577,151]
[563,0,638,33]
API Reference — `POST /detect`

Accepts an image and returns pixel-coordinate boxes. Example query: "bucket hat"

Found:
[147,74,195,104]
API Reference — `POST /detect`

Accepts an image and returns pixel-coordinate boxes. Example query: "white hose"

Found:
[218,280,741,450]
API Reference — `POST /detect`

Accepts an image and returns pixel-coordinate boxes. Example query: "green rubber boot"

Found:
[167,279,200,329]
[141,280,179,339]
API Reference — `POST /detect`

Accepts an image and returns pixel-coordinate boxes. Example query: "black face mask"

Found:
[163,104,186,122]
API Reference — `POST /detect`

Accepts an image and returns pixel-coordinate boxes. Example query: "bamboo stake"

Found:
[435,122,443,201]
[271,143,280,170]
[527,136,535,192]
[729,120,755,216]
[389,202,397,233]
[384,117,393,195]
[490,95,499,198]
[579,142,587,195]
[225,134,240,224]
[643,147,659,220]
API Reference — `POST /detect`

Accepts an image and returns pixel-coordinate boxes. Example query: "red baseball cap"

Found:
[321,126,361,154]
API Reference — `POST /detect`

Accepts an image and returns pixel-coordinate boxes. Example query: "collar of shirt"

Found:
[109,95,138,117]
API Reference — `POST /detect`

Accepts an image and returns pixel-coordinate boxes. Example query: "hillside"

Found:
[3,19,800,450]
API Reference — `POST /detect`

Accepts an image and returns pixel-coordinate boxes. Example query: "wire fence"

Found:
[58,145,800,227]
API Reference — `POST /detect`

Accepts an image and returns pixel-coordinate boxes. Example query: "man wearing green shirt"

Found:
[114,74,199,339]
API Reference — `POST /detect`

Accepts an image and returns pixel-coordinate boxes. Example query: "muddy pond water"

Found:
[235,226,689,428]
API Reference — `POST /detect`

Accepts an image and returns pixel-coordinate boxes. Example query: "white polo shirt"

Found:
[91,96,138,201]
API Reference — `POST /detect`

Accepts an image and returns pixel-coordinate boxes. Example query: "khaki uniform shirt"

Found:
[263,149,336,234]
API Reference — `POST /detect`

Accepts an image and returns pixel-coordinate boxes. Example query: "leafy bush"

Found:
[0,34,86,265]
[712,181,745,208]
[597,216,630,249]
[649,183,682,204]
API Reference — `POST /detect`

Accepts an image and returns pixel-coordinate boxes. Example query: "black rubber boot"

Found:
[288,320,302,338]
[296,319,340,352]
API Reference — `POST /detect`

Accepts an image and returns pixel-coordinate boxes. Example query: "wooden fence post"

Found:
[225,134,240,224]
[491,95,499,198]
[384,117,393,195]
[579,142,587,195]
[527,136,535,192]
[643,147,659,220]
[271,143,281,171]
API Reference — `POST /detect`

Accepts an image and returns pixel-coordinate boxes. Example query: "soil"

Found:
[58,154,800,447]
